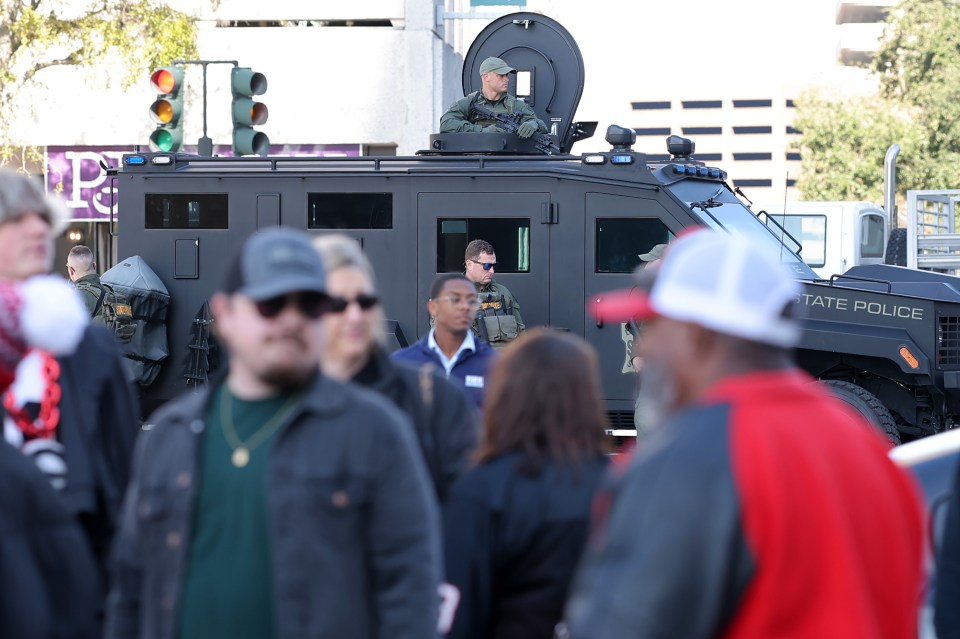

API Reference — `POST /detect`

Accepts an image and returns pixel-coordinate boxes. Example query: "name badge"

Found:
[465,375,484,388]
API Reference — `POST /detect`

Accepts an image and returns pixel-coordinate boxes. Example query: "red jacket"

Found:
[565,369,926,639]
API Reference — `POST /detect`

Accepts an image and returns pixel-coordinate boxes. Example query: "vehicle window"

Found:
[665,180,818,279]
[145,193,228,229]
[437,218,531,273]
[307,193,392,229]
[595,218,673,273]
[861,213,885,258]
[769,214,826,268]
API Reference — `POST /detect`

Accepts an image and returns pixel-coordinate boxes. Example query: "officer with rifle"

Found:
[439,56,548,144]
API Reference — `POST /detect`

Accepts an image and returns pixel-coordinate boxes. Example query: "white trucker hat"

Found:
[591,228,802,347]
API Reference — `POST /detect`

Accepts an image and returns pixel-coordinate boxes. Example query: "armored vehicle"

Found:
[114,12,960,445]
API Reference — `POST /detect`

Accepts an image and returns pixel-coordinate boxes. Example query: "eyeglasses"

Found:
[469,259,497,271]
[434,295,481,311]
[327,293,380,314]
[254,292,330,320]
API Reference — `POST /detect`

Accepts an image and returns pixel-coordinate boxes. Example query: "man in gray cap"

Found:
[106,227,442,639]
[439,56,547,138]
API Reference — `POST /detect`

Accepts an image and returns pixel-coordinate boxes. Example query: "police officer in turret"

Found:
[439,56,546,138]
[464,239,524,349]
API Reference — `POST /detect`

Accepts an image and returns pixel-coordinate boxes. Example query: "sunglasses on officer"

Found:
[327,293,380,314]
[254,291,331,320]
[469,259,497,271]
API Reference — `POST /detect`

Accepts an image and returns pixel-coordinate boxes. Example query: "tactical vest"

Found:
[473,289,519,345]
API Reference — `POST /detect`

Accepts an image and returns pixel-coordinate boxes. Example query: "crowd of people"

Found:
[0,162,949,639]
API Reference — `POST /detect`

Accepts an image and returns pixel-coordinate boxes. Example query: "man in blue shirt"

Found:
[393,273,497,410]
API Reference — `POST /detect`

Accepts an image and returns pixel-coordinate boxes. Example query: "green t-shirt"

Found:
[178,384,298,639]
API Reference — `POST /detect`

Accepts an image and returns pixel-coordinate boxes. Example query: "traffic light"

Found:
[231,67,270,156]
[148,67,184,152]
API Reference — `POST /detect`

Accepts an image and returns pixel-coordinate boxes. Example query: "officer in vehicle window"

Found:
[630,244,665,437]
[439,56,546,138]
[463,239,524,349]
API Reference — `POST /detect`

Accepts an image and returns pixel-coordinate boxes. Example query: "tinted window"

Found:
[861,213,885,258]
[145,193,228,229]
[595,218,672,273]
[437,218,530,273]
[307,193,392,229]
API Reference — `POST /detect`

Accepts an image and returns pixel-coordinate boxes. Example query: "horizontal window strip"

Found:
[646,154,671,162]
[633,127,671,136]
[682,100,722,109]
[630,101,671,110]
[786,152,801,161]
[733,178,773,187]
[786,126,801,134]
[682,127,722,135]
[733,99,772,108]
[786,179,797,187]
[733,152,773,161]
[786,99,796,107]
[733,126,772,134]
[698,153,723,161]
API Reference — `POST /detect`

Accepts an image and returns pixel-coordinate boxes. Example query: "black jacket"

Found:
[57,325,141,569]
[105,372,441,639]
[443,451,609,639]
[0,440,101,639]
[353,349,479,501]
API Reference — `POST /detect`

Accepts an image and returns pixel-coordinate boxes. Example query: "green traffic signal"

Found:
[231,67,270,156]
[149,66,185,153]
[149,128,183,153]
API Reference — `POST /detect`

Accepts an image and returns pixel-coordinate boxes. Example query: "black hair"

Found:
[430,273,472,300]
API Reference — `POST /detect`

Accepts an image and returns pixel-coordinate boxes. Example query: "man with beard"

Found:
[562,229,925,639]
[105,228,441,639]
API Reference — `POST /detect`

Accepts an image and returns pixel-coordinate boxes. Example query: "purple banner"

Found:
[46,144,362,221]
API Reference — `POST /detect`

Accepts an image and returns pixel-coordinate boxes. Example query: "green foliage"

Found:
[795,0,960,200]
[0,0,199,167]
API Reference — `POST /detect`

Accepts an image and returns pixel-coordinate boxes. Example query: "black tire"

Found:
[885,227,907,266]
[823,380,901,445]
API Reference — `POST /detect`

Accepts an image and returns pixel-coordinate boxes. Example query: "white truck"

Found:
[753,201,890,279]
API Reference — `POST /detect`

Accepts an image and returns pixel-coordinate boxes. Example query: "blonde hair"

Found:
[312,233,386,347]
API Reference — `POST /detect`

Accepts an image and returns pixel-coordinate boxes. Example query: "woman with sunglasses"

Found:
[313,234,479,501]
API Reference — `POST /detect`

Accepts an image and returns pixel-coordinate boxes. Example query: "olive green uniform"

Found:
[439,92,546,134]
[473,281,524,349]
[73,273,106,326]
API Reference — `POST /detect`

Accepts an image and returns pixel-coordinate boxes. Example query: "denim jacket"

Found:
[104,372,441,639]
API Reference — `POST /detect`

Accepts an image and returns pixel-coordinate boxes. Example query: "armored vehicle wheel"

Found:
[823,380,901,445]
[885,228,907,266]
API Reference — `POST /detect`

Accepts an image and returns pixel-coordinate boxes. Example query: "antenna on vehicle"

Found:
[779,171,789,263]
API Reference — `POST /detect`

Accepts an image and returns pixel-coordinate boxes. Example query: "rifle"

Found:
[471,102,560,154]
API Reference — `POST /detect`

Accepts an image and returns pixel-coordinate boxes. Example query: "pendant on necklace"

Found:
[232,447,250,468]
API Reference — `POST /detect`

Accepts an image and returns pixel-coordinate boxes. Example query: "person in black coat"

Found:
[0,170,140,581]
[313,234,479,501]
[441,329,610,639]
[0,275,103,639]
[936,457,960,637]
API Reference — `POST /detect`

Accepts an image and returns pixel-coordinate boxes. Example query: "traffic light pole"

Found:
[172,59,238,156]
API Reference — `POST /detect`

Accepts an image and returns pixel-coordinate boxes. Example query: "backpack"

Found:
[93,283,137,344]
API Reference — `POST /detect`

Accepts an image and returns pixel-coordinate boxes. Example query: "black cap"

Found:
[223,227,327,301]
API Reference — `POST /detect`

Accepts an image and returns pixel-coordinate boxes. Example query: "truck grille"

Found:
[605,411,636,455]
[939,316,960,365]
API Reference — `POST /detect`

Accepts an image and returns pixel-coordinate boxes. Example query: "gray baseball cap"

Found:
[479,57,515,75]
[223,227,327,301]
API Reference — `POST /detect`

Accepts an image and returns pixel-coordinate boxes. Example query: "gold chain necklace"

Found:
[220,385,300,468]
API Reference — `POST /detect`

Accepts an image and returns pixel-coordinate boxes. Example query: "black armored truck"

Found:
[113,12,960,444]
